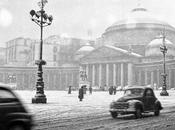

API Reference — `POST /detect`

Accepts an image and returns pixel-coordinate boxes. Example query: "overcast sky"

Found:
[0,0,175,46]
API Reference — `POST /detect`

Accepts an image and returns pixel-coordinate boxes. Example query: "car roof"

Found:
[0,84,13,91]
[125,86,153,90]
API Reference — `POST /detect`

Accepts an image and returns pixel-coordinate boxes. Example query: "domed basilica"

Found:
[79,6,175,90]
[1,5,175,91]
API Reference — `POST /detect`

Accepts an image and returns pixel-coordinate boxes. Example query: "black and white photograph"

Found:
[0,0,175,130]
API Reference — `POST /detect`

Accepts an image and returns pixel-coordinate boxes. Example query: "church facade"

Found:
[79,45,175,89]
[79,7,175,90]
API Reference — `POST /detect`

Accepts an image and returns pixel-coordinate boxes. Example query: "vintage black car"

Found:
[109,86,163,119]
[0,85,34,130]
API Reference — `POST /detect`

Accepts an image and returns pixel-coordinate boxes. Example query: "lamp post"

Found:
[30,0,53,103]
[160,34,169,96]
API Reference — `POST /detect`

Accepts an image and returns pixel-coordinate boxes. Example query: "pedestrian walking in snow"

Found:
[83,85,87,94]
[78,86,84,101]
[109,86,113,95]
[68,85,72,94]
[89,86,92,94]
[113,86,117,95]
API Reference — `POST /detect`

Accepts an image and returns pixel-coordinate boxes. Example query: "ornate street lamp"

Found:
[30,0,53,103]
[160,33,169,96]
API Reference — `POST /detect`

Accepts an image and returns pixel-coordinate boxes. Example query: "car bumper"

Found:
[109,108,136,113]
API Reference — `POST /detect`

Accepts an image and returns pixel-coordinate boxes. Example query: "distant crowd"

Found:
[67,85,120,102]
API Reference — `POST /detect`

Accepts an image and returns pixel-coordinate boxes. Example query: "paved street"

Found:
[14,89,175,130]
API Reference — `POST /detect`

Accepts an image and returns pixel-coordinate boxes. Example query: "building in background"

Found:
[96,6,175,56]
[80,6,175,90]
[44,35,94,66]
[0,47,6,65]
[0,35,94,90]
[6,37,33,66]
[1,5,175,90]
[5,35,94,67]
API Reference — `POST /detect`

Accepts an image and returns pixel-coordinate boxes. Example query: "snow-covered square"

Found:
[13,89,175,130]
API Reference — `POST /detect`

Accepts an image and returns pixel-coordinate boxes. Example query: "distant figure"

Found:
[109,86,113,95]
[83,85,87,94]
[78,86,84,101]
[68,85,72,94]
[89,86,92,94]
[113,86,117,95]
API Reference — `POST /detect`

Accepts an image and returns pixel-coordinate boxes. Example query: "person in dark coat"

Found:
[113,86,117,95]
[109,86,113,95]
[83,85,87,94]
[78,86,84,101]
[68,85,72,94]
[89,86,92,94]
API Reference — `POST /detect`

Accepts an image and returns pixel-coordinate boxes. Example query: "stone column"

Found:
[121,63,124,88]
[157,69,160,89]
[138,71,142,85]
[3,73,6,83]
[151,71,154,88]
[22,73,25,89]
[128,63,133,87]
[85,64,89,80]
[92,64,95,86]
[145,71,148,86]
[99,64,102,87]
[71,73,74,86]
[113,64,116,86]
[106,64,109,86]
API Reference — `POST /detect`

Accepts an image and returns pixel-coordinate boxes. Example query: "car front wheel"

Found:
[110,111,118,118]
[9,124,25,130]
[154,105,160,116]
[135,107,142,119]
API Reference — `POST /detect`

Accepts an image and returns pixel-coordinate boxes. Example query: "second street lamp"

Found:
[30,0,53,103]
[160,33,169,96]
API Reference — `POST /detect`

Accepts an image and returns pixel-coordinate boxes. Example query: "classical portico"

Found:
[79,45,141,89]
[135,59,175,88]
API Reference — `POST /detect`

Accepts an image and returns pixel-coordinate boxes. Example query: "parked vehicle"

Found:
[0,85,34,130]
[109,86,163,119]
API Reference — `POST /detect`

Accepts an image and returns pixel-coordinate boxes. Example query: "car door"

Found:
[0,88,20,128]
[144,88,156,111]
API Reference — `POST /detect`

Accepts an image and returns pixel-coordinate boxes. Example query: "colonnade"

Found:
[81,62,134,89]
[136,69,174,89]
[0,66,79,90]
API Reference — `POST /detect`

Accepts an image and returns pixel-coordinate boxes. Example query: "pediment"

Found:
[81,45,131,60]
[80,45,142,64]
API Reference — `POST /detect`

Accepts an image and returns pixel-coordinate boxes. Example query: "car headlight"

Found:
[127,101,135,107]
[110,102,115,108]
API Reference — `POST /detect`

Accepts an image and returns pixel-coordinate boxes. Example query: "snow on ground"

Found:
[14,90,175,117]
[11,90,175,130]
[14,90,123,116]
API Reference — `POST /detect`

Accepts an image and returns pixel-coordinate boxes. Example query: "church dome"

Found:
[76,43,94,55]
[145,37,175,57]
[75,43,94,61]
[105,7,175,33]
[99,6,175,56]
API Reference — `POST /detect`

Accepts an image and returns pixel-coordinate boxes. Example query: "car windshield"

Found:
[124,88,144,96]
